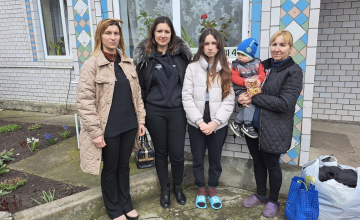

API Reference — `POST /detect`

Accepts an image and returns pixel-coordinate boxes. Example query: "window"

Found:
[116,0,173,57]
[38,0,71,59]
[180,0,244,47]
[114,0,248,58]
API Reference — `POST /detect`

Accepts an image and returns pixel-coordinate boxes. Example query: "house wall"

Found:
[313,0,360,122]
[0,0,322,165]
[0,0,76,110]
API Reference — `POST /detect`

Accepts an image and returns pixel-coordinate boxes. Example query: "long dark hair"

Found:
[192,28,231,100]
[145,16,178,55]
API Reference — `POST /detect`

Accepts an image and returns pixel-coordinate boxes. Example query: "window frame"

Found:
[37,0,72,60]
[113,0,250,55]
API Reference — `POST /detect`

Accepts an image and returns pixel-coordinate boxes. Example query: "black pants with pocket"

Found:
[145,108,187,186]
[244,134,282,202]
[102,128,137,219]
[188,102,228,188]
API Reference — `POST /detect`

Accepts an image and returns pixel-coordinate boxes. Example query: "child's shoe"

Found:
[229,122,243,137]
[241,123,258,138]
[263,201,280,218]
[242,194,267,207]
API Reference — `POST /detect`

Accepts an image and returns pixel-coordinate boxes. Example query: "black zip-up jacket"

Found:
[252,57,303,154]
[133,37,193,106]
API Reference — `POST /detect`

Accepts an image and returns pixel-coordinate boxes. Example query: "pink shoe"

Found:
[263,201,279,218]
[242,194,268,207]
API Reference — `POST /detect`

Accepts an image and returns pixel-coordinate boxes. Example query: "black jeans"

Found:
[102,128,137,219]
[188,102,228,188]
[245,134,282,202]
[145,108,187,186]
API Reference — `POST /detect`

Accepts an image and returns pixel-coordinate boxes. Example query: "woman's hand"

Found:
[138,124,146,136]
[199,122,208,134]
[199,121,218,135]
[238,92,252,108]
[205,121,218,135]
[92,135,106,148]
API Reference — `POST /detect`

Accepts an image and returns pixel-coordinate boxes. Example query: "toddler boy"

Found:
[229,38,265,138]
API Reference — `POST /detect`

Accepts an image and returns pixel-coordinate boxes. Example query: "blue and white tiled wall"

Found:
[250,0,320,165]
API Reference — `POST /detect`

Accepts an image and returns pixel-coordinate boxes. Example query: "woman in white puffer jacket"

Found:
[182,28,235,210]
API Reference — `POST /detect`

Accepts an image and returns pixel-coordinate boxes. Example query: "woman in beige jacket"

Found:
[76,19,145,220]
[182,28,235,210]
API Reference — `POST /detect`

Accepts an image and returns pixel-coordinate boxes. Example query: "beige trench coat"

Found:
[76,50,146,175]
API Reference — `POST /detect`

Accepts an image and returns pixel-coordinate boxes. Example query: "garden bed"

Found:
[0,119,88,213]
[0,119,76,165]
[0,170,88,213]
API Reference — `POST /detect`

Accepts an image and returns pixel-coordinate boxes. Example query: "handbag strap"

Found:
[139,134,149,145]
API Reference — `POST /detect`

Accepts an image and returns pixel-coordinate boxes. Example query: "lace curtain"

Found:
[181,0,243,47]
[119,0,243,57]
[120,0,173,57]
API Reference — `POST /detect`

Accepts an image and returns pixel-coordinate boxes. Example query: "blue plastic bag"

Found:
[285,176,319,220]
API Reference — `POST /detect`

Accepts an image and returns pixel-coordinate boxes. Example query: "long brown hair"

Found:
[92,18,127,57]
[145,16,178,55]
[192,28,231,100]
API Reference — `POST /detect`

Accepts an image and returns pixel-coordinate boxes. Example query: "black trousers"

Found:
[102,128,137,219]
[145,108,187,186]
[245,135,282,202]
[188,103,228,188]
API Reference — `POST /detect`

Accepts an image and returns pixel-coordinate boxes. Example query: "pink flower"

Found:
[201,14,207,19]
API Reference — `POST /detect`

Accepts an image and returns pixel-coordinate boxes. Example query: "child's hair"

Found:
[192,28,232,100]
[270,30,293,47]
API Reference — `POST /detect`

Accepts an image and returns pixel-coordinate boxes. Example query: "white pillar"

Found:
[172,0,181,37]
[242,0,250,40]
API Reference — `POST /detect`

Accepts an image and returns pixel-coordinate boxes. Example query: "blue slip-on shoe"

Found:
[208,196,222,210]
[196,195,207,209]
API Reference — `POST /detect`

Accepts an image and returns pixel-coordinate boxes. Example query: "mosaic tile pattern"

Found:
[72,0,92,68]
[279,0,310,165]
[25,0,38,61]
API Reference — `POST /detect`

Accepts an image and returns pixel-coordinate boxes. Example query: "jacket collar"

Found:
[97,49,132,67]
[231,58,260,67]
[199,56,222,74]
[262,56,295,72]
[133,36,193,69]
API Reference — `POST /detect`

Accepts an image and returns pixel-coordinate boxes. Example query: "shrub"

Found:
[28,124,42,130]
[0,149,15,166]
[0,124,22,134]
[0,177,27,191]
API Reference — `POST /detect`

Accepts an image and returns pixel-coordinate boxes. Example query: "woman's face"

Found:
[154,23,171,48]
[203,34,218,59]
[101,25,120,53]
[270,35,292,62]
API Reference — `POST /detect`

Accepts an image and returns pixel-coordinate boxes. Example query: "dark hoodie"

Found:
[145,50,183,109]
[133,37,193,110]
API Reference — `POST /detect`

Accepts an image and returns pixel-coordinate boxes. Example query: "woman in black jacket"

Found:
[133,16,192,209]
[238,30,303,218]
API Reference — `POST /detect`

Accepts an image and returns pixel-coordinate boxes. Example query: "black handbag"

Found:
[134,135,155,169]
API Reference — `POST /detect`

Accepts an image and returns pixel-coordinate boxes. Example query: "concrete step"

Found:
[95,186,286,220]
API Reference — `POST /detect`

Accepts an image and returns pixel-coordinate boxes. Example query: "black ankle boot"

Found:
[160,184,171,208]
[173,184,186,205]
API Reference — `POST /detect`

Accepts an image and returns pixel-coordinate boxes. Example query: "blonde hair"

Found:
[92,18,127,57]
[270,30,294,47]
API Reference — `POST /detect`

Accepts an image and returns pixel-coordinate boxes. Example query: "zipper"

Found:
[258,68,276,150]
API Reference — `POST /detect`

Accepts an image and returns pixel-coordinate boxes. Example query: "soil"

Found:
[0,170,88,213]
[0,119,88,213]
[0,119,76,165]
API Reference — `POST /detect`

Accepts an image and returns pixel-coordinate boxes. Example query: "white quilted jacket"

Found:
[182,56,235,131]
